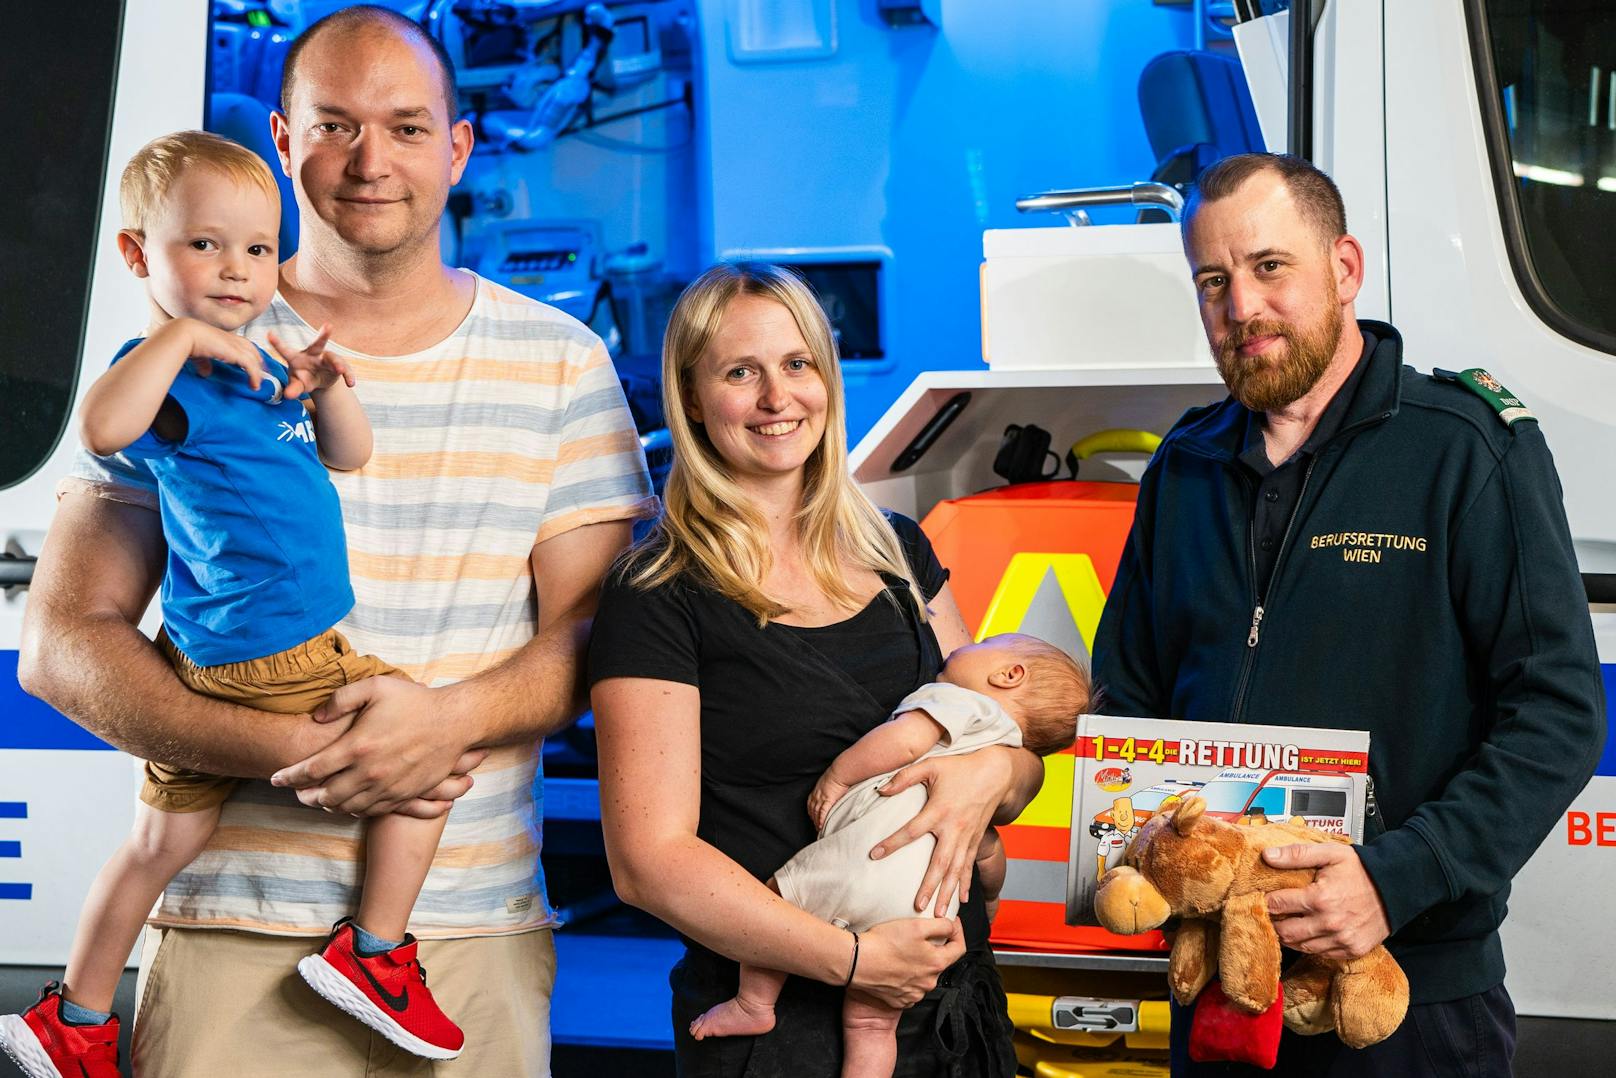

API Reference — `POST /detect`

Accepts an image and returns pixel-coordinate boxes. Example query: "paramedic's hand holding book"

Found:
[1263,841,1393,960]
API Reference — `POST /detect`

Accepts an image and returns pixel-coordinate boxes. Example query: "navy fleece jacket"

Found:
[1092,321,1605,1003]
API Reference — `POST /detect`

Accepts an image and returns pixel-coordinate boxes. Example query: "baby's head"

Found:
[939,633,1089,755]
[118,131,282,332]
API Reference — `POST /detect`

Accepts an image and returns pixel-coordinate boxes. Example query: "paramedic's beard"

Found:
[1215,300,1343,413]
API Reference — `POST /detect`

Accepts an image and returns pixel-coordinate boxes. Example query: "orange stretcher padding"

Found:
[993,899,1168,954]
[921,481,1138,633]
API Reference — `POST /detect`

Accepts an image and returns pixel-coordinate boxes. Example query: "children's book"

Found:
[1066,715,1372,926]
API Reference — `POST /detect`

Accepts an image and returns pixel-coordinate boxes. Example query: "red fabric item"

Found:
[0,981,122,1078]
[298,918,465,1059]
[1188,979,1284,1070]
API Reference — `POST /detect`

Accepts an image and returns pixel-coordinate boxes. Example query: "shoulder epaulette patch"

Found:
[1434,368,1537,427]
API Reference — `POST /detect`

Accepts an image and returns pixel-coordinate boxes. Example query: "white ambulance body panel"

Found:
[0,0,208,965]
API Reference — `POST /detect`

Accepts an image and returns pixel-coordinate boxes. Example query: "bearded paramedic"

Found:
[1090,152,1605,1077]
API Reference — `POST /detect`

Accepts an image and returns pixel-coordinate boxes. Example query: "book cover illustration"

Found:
[1066,716,1372,927]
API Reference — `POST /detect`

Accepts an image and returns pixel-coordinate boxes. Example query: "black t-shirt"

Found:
[588,511,950,884]
[589,513,1016,1076]
[774,589,939,725]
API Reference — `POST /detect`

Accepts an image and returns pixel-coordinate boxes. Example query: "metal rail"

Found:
[1015,182,1185,222]
[0,553,35,589]
[993,948,1170,973]
[1288,0,1319,159]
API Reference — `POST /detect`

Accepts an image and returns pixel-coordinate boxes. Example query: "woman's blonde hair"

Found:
[629,262,926,624]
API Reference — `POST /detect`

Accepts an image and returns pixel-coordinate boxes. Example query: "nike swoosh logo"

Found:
[354,959,409,1013]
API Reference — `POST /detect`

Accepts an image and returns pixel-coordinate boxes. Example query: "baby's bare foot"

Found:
[689,996,777,1040]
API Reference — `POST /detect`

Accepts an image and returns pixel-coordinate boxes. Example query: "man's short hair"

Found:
[279,4,460,121]
[120,131,280,234]
[1183,153,1348,247]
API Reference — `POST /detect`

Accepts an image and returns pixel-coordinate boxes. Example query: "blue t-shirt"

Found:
[111,338,354,666]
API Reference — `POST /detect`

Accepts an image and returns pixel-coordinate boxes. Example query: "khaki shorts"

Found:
[133,925,556,1076]
[143,628,404,813]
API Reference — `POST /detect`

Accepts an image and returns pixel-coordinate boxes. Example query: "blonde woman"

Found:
[589,263,1038,1075]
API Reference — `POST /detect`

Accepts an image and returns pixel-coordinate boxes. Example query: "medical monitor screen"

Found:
[615,16,652,52]
[785,261,883,361]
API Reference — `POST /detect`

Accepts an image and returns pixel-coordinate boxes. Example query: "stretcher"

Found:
[921,433,1165,956]
[1005,992,1170,1077]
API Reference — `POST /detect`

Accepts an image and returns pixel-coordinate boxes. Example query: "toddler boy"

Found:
[0,132,462,1078]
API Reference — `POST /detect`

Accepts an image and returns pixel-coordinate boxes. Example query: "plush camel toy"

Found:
[1094,796,1409,1049]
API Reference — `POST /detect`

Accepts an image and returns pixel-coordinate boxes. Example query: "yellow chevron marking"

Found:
[975,552,1107,646]
[1012,752,1075,829]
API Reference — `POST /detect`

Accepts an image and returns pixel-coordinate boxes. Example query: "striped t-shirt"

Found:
[62,275,657,937]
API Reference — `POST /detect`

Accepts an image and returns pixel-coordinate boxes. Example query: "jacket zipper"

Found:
[1227,473,1262,715]
[1231,455,1319,724]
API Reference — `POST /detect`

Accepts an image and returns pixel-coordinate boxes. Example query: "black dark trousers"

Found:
[1169,985,1517,1078]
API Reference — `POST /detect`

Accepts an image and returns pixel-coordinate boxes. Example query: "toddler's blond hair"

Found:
[120,130,279,234]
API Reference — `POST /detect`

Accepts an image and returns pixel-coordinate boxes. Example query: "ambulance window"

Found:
[1248,787,1285,818]
[1199,780,1258,814]
[0,6,124,489]
[1290,788,1347,818]
[1134,788,1179,812]
[1474,0,1616,354]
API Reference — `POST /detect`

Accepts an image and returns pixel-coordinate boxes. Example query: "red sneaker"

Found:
[297,918,464,1060]
[0,982,121,1078]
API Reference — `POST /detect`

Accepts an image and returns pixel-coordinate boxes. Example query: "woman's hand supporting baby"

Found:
[870,746,1043,917]
[852,916,966,1008]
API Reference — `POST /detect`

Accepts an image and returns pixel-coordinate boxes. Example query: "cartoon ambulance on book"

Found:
[1196,769,1358,838]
